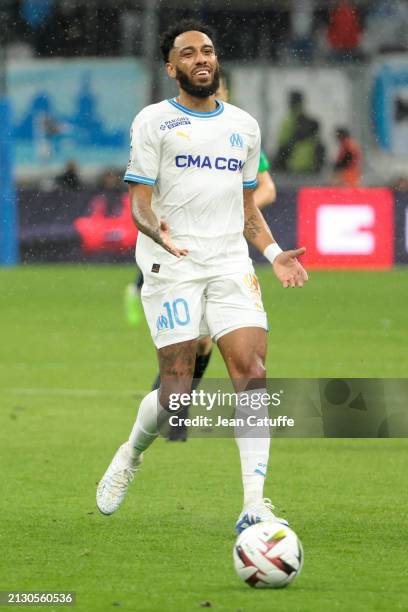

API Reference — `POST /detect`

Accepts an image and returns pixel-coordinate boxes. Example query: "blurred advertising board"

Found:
[19,188,136,262]
[17,187,406,267]
[8,59,149,175]
[298,188,394,269]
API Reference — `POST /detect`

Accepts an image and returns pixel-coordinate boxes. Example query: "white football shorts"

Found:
[139,258,268,349]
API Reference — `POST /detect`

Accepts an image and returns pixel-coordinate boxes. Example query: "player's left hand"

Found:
[273,247,309,288]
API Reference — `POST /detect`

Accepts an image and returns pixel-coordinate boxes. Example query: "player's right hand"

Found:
[159,219,189,258]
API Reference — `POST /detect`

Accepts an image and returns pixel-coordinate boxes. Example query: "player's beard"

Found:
[176,65,220,99]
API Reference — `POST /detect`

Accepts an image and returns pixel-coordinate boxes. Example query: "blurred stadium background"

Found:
[1,0,408,266]
[2,4,408,610]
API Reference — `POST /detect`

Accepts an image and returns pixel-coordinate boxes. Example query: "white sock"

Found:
[234,389,270,507]
[128,390,168,456]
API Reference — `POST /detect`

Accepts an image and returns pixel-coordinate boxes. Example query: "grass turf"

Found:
[1,265,407,611]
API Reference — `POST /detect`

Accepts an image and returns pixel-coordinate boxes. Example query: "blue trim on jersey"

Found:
[243,179,257,188]
[124,173,156,186]
[167,97,224,118]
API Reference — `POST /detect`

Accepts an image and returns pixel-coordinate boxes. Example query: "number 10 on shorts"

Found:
[156,298,190,331]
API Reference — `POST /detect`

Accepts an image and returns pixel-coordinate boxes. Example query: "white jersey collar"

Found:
[167,97,224,118]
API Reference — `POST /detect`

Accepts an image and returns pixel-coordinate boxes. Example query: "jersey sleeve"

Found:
[243,122,261,189]
[258,149,270,173]
[124,114,159,186]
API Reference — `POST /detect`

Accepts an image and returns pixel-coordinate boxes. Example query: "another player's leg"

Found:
[217,327,288,533]
[193,336,213,384]
[124,271,144,326]
[96,339,197,515]
[166,336,213,441]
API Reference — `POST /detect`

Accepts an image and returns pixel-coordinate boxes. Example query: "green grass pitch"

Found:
[1,265,407,611]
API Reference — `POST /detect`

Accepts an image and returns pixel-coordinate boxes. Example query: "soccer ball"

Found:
[233,521,303,588]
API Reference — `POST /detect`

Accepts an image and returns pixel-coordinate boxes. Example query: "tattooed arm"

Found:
[243,188,308,288]
[243,188,277,252]
[129,183,188,258]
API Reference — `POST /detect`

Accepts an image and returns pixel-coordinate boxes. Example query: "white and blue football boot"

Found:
[96,442,143,515]
[235,498,289,535]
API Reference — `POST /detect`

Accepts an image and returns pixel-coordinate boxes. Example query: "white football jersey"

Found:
[125,97,261,270]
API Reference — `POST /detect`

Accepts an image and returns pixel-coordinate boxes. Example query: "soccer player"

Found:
[97,20,308,533]
[160,69,277,440]
[125,70,277,440]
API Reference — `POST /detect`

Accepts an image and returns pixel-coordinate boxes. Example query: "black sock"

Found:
[192,350,212,390]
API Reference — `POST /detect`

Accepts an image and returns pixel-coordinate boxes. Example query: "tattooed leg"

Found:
[123,339,198,458]
[157,340,198,409]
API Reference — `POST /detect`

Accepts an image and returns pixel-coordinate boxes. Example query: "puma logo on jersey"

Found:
[176,130,191,141]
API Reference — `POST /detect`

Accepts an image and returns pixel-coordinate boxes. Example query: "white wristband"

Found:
[263,242,283,264]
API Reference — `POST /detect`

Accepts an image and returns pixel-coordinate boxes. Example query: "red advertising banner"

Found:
[298,188,394,269]
[74,192,138,254]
